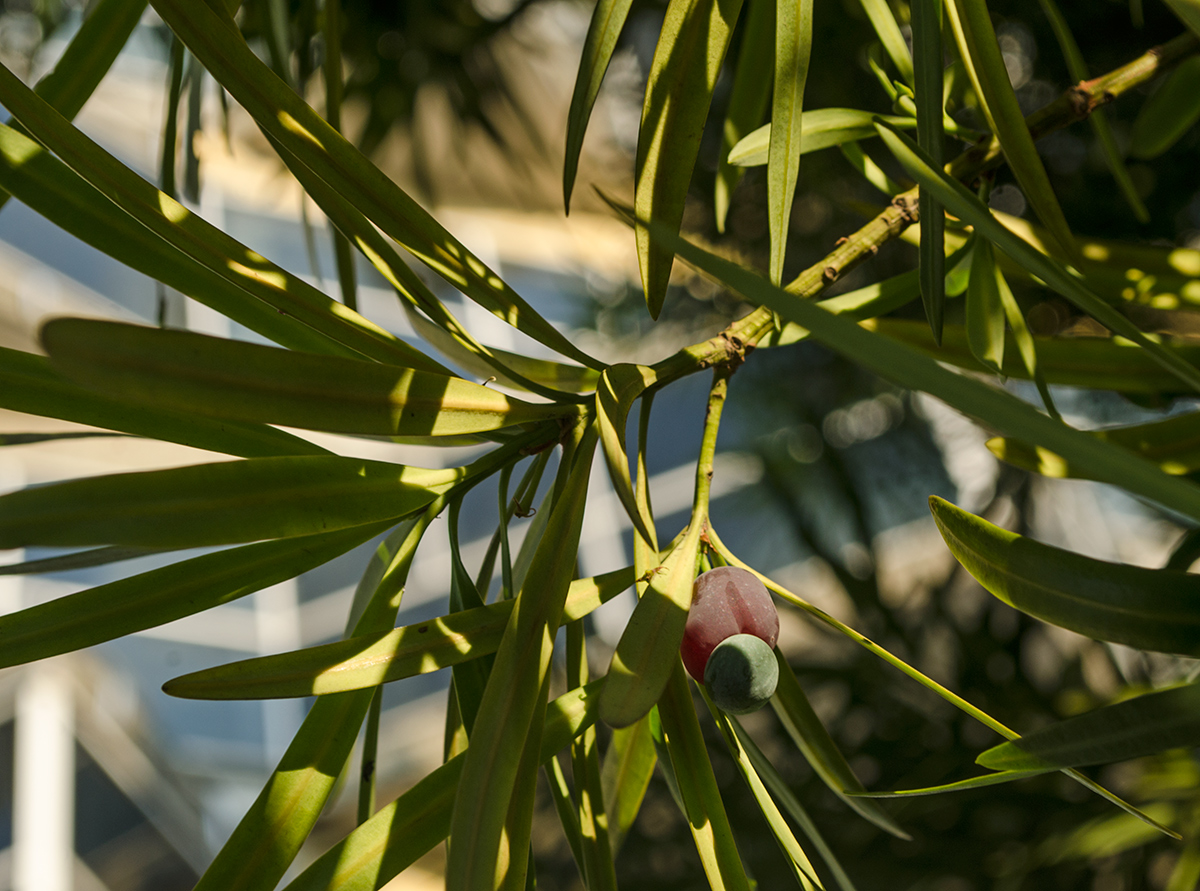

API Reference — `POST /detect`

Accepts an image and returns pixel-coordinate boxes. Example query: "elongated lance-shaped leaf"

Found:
[912,0,944,340]
[715,0,773,231]
[929,496,1200,656]
[321,0,358,311]
[0,455,465,549]
[856,0,913,84]
[1164,0,1200,38]
[853,769,1052,797]
[870,318,1200,394]
[281,681,604,891]
[766,0,813,284]
[947,0,1076,257]
[0,524,384,670]
[873,122,1200,395]
[838,140,904,195]
[0,345,328,459]
[635,0,744,317]
[42,319,578,438]
[0,125,363,359]
[600,714,657,853]
[653,222,1200,524]
[192,500,440,891]
[600,518,704,728]
[1130,56,1200,159]
[1036,0,1148,221]
[563,0,635,212]
[988,409,1200,480]
[771,648,909,839]
[0,69,444,373]
[965,238,1006,374]
[149,0,604,372]
[0,546,170,577]
[597,364,659,545]
[657,663,753,891]
[994,262,1059,419]
[447,427,596,891]
[730,110,916,167]
[702,693,823,890]
[726,713,860,891]
[979,682,1200,771]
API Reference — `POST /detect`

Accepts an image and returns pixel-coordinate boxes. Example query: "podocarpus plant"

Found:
[3,0,1200,888]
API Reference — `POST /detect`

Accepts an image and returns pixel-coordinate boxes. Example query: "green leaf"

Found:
[728,110,915,166]
[771,649,909,839]
[635,0,744,316]
[599,521,704,728]
[766,0,814,284]
[1130,56,1200,159]
[929,495,1200,656]
[0,346,328,460]
[715,0,774,231]
[1036,0,1149,221]
[0,456,463,549]
[0,524,383,670]
[873,121,1200,395]
[912,0,945,340]
[656,663,752,891]
[446,429,596,891]
[978,683,1200,770]
[563,0,636,212]
[0,546,170,577]
[837,141,904,195]
[852,769,1052,797]
[1163,0,1200,39]
[856,0,914,85]
[965,237,1006,374]
[149,0,604,371]
[596,364,659,545]
[600,714,657,853]
[946,0,1077,257]
[281,681,604,891]
[43,319,577,438]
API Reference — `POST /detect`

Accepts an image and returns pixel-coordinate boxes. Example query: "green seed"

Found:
[703,633,779,715]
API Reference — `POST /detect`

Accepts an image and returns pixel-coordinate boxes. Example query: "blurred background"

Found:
[0,0,1198,889]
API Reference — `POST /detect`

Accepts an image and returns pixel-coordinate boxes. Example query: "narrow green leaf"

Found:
[446,429,596,891]
[873,121,1200,394]
[635,0,744,316]
[0,346,328,460]
[281,681,604,891]
[994,264,1060,419]
[43,319,576,437]
[715,0,774,231]
[728,110,915,166]
[596,364,659,545]
[965,239,1006,374]
[766,0,814,284]
[1036,0,1149,221]
[564,0,636,212]
[1163,0,1200,39]
[852,769,1051,797]
[0,456,463,549]
[929,495,1200,656]
[656,663,752,891]
[150,0,605,371]
[837,141,904,195]
[652,224,1200,525]
[600,522,704,728]
[545,753,587,875]
[947,0,1076,257]
[856,0,914,85]
[978,683,1200,770]
[771,649,909,839]
[1167,835,1200,891]
[703,695,824,890]
[1130,56,1200,159]
[0,546,169,577]
[912,0,945,340]
[0,524,383,670]
[600,715,657,853]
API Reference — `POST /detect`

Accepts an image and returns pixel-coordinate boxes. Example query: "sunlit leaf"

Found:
[852,769,1051,797]
[929,495,1200,656]
[856,0,913,84]
[965,238,1006,374]
[600,714,657,853]
[978,682,1200,770]
[596,364,659,545]
[729,110,915,166]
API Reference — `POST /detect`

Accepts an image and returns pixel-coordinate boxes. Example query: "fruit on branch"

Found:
[681,566,780,712]
[704,633,780,714]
